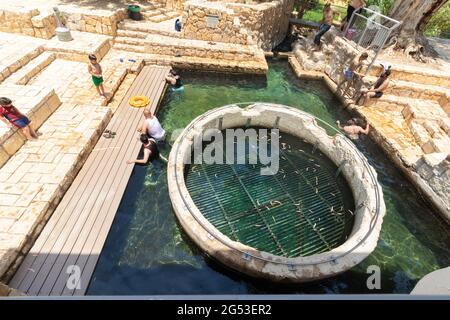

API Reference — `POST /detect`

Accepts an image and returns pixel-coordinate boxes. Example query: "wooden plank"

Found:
[48,68,167,296]
[12,68,153,293]
[69,67,170,295]
[35,68,160,296]
[10,65,171,295]
[9,69,145,290]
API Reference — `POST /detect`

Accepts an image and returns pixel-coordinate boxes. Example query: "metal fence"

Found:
[343,7,401,74]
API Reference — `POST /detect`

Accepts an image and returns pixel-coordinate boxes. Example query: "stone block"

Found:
[2,133,26,156]
[0,282,10,296]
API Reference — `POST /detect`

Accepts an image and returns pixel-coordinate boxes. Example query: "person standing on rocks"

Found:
[0,97,40,140]
[338,51,369,97]
[313,3,334,50]
[341,0,366,32]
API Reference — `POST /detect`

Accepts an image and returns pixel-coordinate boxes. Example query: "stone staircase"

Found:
[3,52,56,86]
[139,2,180,23]
[292,27,450,217]
[113,17,267,73]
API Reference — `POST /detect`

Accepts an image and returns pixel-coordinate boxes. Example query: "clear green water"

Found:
[87,59,449,294]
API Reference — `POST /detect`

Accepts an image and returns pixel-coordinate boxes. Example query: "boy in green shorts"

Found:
[88,54,106,97]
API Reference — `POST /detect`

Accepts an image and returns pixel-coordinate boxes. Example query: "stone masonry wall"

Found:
[182,1,249,44]
[292,28,450,219]
[228,0,293,51]
[0,7,126,39]
[181,0,292,49]
[64,8,127,37]
[0,8,56,39]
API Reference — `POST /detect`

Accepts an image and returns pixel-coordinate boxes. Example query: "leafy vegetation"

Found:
[299,0,450,39]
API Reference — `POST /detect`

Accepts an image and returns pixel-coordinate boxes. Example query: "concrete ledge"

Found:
[168,103,385,283]
[0,85,61,168]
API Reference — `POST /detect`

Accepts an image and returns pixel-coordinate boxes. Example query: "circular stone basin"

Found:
[168,103,386,282]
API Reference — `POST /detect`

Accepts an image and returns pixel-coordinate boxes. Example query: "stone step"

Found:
[364,76,450,104]
[113,34,259,60]
[117,21,182,38]
[3,52,56,86]
[0,85,61,168]
[141,8,167,19]
[147,11,180,23]
[0,46,44,84]
[112,48,268,74]
[368,63,450,88]
[140,2,165,12]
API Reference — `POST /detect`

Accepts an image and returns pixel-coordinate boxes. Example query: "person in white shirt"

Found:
[138,108,166,142]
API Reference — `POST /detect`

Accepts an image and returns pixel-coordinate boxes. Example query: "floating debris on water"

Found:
[270,200,282,206]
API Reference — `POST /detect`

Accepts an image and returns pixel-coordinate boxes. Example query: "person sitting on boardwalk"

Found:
[341,0,366,32]
[127,134,160,165]
[165,69,183,89]
[358,64,391,106]
[336,118,369,140]
[313,3,334,50]
[88,54,106,97]
[0,97,40,139]
[338,51,369,97]
[138,109,166,142]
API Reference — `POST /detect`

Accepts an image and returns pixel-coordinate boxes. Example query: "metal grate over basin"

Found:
[185,130,355,258]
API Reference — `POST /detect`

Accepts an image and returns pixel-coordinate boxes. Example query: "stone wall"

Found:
[0,8,56,39]
[64,8,127,37]
[182,1,249,44]
[228,0,293,50]
[181,0,292,50]
[291,29,450,220]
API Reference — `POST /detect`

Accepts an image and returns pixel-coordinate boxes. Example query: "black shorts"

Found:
[346,5,361,22]
[374,92,383,98]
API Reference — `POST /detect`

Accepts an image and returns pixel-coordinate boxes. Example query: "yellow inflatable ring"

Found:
[129,95,150,108]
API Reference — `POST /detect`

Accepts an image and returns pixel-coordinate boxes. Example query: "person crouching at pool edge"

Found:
[0,97,40,140]
[164,69,183,89]
[357,65,391,106]
[127,133,160,165]
[88,54,106,97]
[138,108,166,143]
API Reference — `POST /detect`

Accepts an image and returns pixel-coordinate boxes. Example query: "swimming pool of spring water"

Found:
[87,59,450,294]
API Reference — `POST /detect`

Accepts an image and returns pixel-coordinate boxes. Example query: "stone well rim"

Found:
[168,103,385,272]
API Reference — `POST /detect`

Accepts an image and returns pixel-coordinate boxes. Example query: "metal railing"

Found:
[343,7,401,74]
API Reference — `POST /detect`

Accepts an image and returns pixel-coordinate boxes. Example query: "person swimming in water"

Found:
[336,118,369,140]
[164,69,183,89]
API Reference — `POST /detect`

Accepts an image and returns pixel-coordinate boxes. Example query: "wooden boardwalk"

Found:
[10,65,171,296]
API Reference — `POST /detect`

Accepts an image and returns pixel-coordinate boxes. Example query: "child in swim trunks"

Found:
[88,54,106,97]
[0,97,39,139]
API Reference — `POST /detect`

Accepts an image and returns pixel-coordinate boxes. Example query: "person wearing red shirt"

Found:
[0,97,39,139]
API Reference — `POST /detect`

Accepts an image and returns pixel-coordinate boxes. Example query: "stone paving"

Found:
[0,29,141,282]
